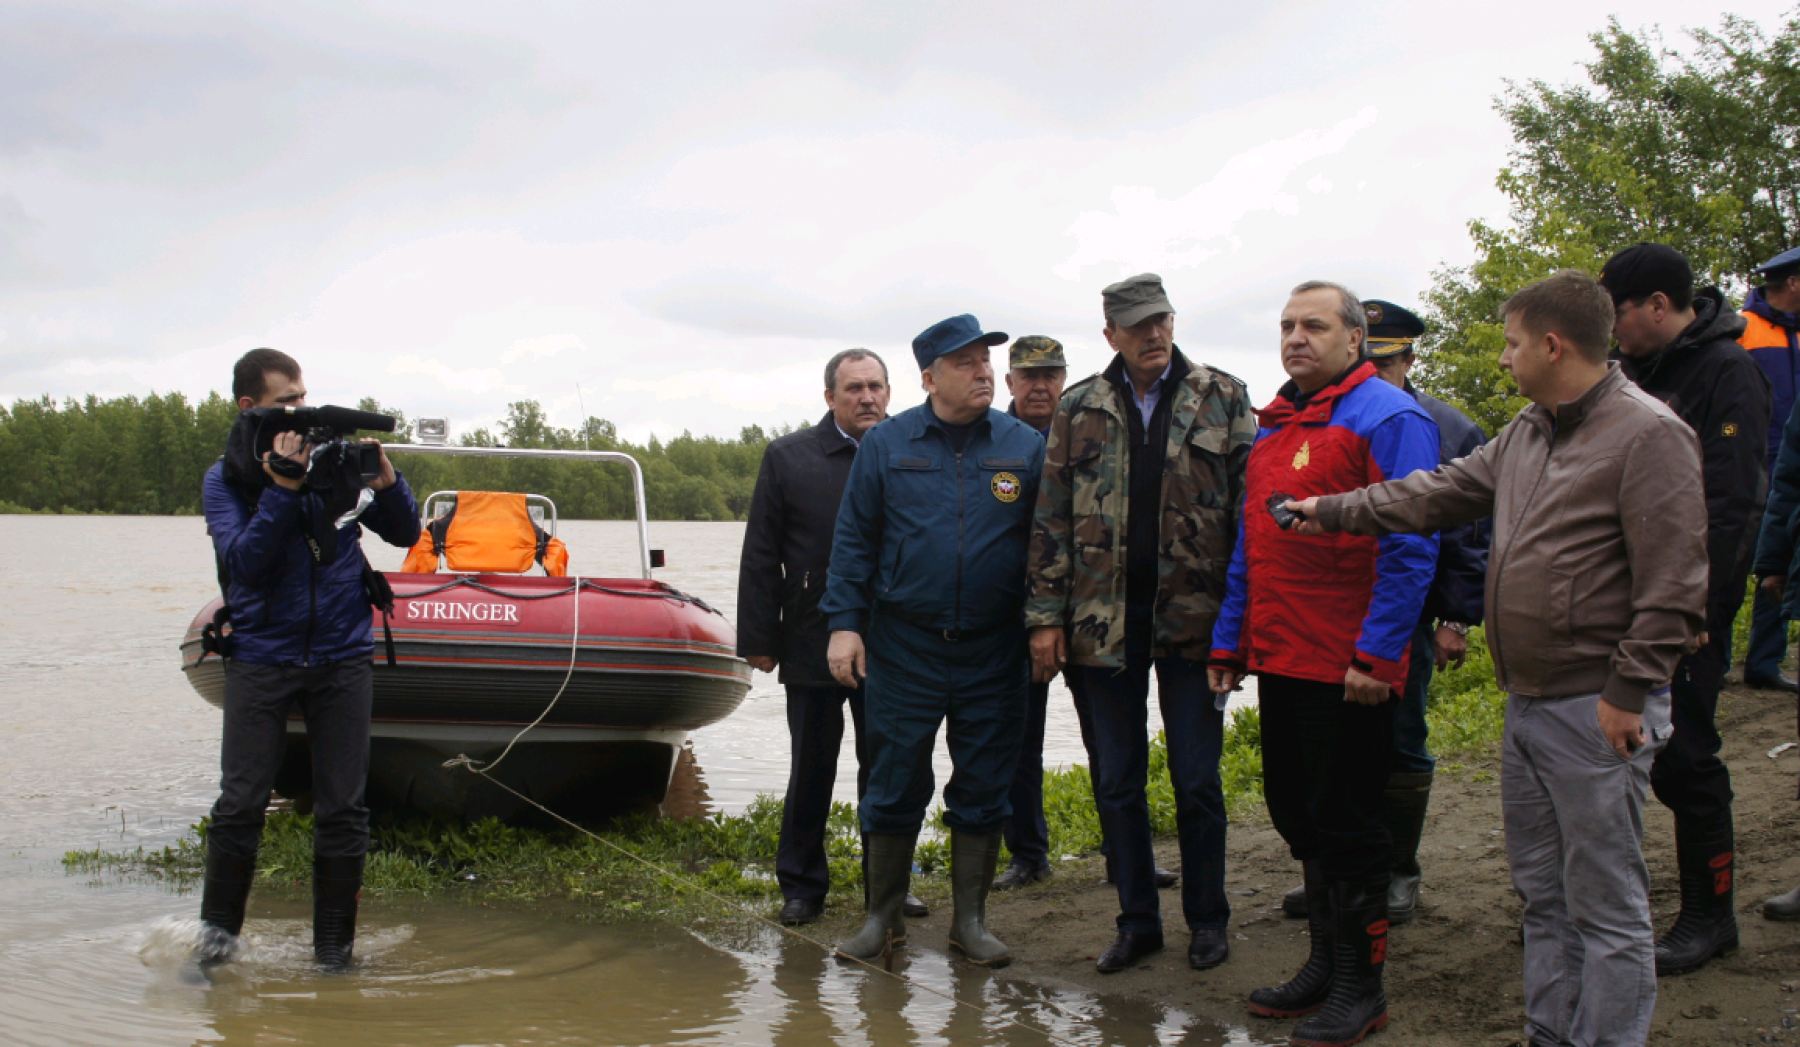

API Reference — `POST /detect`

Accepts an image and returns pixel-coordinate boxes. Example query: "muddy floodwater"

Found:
[0,515,1261,1046]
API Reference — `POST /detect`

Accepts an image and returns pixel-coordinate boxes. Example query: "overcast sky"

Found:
[3,0,1794,443]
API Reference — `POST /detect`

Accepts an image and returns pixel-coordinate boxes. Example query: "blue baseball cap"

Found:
[1756,246,1800,276]
[911,314,1008,371]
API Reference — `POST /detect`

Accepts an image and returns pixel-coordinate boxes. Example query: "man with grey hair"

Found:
[740,348,927,926]
[1209,280,1439,1045]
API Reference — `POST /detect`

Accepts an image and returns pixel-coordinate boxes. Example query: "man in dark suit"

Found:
[738,349,921,925]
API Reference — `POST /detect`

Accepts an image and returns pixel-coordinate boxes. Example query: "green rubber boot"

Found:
[946,830,1011,968]
[836,833,915,963]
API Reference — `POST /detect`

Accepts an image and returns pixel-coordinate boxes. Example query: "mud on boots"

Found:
[1288,878,1389,1047]
[836,833,914,963]
[1655,818,1738,975]
[946,829,1011,967]
[1250,861,1333,1019]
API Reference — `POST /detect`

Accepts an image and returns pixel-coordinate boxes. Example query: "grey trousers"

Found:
[1502,689,1673,1047]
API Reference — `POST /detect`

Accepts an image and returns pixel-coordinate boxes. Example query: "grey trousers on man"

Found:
[1503,689,1673,1047]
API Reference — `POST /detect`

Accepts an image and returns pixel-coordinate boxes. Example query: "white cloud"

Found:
[387,354,520,395]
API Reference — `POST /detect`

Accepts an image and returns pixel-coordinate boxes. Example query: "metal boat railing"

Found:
[382,445,653,580]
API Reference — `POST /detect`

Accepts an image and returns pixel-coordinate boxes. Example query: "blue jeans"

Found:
[1001,679,1052,871]
[1394,623,1437,775]
[1078,653,1229,933]
[1745,583,1792,680]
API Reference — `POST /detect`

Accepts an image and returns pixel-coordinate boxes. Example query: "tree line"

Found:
[0,392,804,521]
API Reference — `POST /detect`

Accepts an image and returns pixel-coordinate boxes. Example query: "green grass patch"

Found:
[67,629,1511,913]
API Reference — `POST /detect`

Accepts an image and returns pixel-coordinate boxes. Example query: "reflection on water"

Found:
[0,517,1263,1045]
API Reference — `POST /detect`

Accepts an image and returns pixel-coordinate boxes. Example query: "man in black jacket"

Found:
[1604,243,1772,975]
[739,348,918,926]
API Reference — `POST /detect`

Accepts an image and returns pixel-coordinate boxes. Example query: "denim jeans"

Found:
[1078,654,1228,932]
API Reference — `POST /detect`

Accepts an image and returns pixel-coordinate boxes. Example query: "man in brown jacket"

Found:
[1287,270,1706,1047]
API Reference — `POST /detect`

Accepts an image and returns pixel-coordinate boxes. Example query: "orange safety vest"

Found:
[400,491,570,575]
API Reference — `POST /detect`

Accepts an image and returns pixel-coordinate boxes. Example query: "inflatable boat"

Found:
[179,445,751,821]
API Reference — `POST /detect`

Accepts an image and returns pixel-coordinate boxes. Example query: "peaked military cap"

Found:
[1009,335,1067,370]
[912,313,1008,371]
[1756,246,1800,276]
[1102,273,1175,328]
[1362,300,1424,358]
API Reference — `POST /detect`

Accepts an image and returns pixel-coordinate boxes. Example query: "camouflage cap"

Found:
[1101,273,1174,328]
[1009,335,1067,370]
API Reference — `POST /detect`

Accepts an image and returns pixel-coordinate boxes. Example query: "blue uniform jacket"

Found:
[203,462,422,666]
[1411,386,1490,627]
[823,403,1046,635]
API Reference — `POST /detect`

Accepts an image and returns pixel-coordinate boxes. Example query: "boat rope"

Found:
[439,575,584,777]
[450,766,1093,1047]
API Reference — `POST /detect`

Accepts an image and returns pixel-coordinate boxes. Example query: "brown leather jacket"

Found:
[1313,364,1705,713]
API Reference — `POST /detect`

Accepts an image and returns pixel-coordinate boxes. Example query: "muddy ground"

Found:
[812,682,1800,1045]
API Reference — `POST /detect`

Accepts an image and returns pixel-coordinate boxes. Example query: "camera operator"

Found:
[194,347,421,972]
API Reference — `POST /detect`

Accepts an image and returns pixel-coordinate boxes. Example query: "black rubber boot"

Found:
[313,854,364,971]
[1282,882,1307,917]
[1289,878,1389,1047]
[1766,884,1800,921]
[836,833,914,963]
[1381,772,1432,925]
[193,845,257,967]
[947,829,1011,967]
[1655,820,1738,976]
[1249,860,1332,1018]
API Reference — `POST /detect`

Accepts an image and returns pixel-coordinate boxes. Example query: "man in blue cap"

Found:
[1741,246,1800,695]
[823,313,1046,968]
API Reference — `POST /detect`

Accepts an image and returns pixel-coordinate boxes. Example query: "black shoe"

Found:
[1154,866,1179,889]
[1765,885,1800,920]
[778,897,822,925]
[1744,672,1800,693]
[1282,882,1307,917]
[1655,824,1738,976]
[312,854,364,971]
[1187,928,1229,970]
[1095,928,1164,973]
[992,862,1052,890]
[902,893,929,918]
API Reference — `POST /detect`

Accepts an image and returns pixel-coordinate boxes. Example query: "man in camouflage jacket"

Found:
[1025,273,1257,974]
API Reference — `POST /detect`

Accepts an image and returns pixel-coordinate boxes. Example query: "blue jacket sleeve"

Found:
[204,465,303,587]
[1755,397,1800,581]
[1210,510,1251,662]
[1357,413,1440,669]
[821,431,886,634]
[1429,423,1490,626]
[359,472,422,549]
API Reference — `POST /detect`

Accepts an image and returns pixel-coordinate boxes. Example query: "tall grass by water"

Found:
[67,629,1511,916]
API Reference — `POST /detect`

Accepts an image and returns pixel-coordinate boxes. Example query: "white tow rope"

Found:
[441,575,583,776]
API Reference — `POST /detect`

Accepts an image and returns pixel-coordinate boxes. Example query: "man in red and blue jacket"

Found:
[1209,281,1438,1046]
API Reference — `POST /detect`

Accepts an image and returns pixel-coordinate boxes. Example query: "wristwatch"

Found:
[1441,621,1471,636]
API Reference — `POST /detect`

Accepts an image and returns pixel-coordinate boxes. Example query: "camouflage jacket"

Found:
[1024,349,1256,666]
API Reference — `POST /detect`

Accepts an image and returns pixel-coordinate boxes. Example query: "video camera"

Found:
[244,405,398,493]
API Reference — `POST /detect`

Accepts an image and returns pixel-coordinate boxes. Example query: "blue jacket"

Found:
[203,462,422,666]
[824,403,1046,635]
[1411,385,1490,627]
[1756,390,1800,618]
[1743,286,1800,473]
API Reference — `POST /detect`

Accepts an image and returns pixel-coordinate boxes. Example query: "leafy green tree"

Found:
[1417,10,1800,436]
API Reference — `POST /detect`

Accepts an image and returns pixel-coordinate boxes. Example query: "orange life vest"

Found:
[400,491,570,575]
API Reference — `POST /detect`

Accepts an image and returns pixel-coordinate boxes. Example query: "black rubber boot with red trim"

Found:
[1654,819,1738,976]
[1249,860,1332,1018]
[1289,878,1389,1047]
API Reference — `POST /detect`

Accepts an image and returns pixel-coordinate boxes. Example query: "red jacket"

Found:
[1210,363,1440,690]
